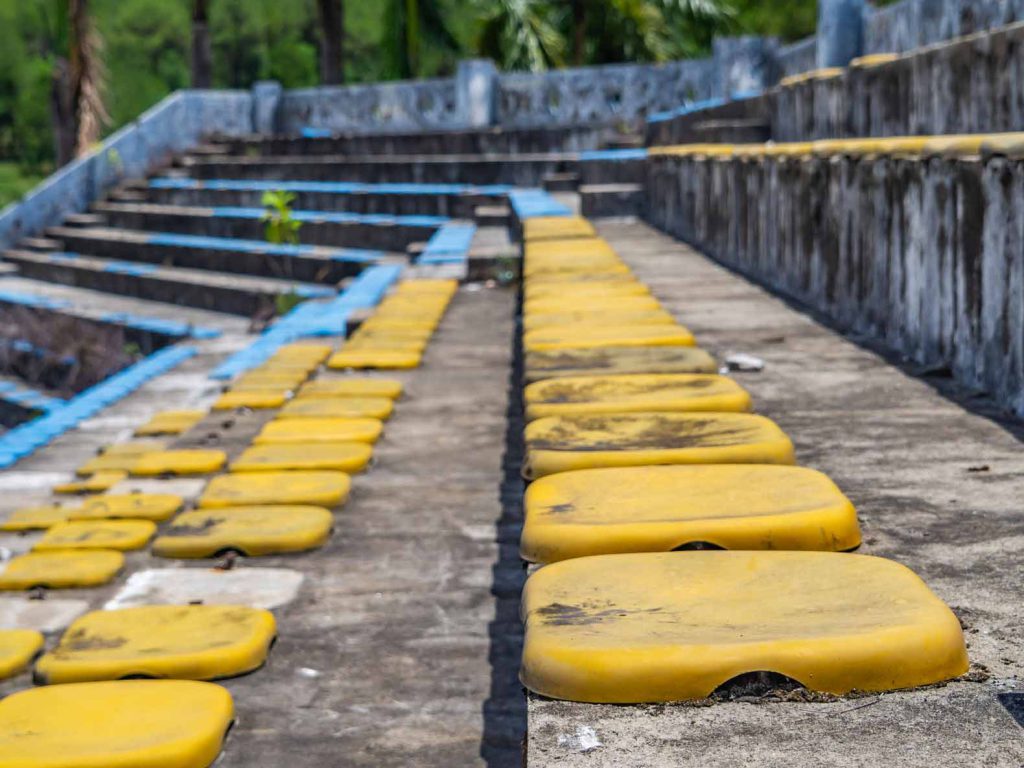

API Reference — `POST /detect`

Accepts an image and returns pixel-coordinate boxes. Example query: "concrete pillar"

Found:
[817,0,866,68]
[251,81,283,136]
[712,36,778,97]
[456,60,498,128]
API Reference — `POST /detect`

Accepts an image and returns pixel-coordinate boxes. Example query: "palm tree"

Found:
[477,0,564,72]
[316,0,345,84]
[191,0,212,89]
[51,0,107,166]
[381,0,459,80]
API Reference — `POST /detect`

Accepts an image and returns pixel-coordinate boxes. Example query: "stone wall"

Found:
[645,149,1024,416]
[865,0,1024,53]
[0,89,252,249]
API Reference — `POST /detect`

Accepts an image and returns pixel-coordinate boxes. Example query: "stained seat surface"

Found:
[253,418,383,445]
[0,550,125,590]
[523,412,795,478]
[520,551,969,703]
[520,465,861,562]
[277,397,394,421]
[34,604,276,684]
[524,374,752,420]
[69,494,183,522]
[0,679,233,767]
[199,470,351,508]
[153,505,333,558]
[297,377,403,399]
[34,520,157,552]
[524,345,718,382]
[522,324,696,352]
[230,442,372,473]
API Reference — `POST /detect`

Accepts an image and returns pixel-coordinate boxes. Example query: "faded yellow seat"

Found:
[75,443,168,475]
[153,505,333,558]
[199,470,351,508]
[523,215,596,241]
[270,343,333,363]
[277,397,394,421]
[129,450,226,476]
[0,680,233,768]
[0,629,43,679]
[0,550,124,590]
[0,505,75,532]
[298,377,403,400]
[523,309,676,332]
[54,471,128,495]
[523,412,795,479]
[34,520,156,552]
[523,324,696,352]
[520,551,968,703]
[327,349,422,370]
[525,282,650,301]
[134,410,206,437]
[35,605,276,684]
[525,294,663,315]
[253,417,382,445]
[230,442,372,473]
[524,374,751,420]
[524,237,616,260]
[524,345,718,383]
[212,391,288,410]
[68,494,183,522]
[521,465,860,562]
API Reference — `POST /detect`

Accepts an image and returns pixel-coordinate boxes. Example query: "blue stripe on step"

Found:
[145,231,381,263]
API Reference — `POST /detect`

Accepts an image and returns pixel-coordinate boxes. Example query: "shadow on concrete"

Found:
[480,304,528,767]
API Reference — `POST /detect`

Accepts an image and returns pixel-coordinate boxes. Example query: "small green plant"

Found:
[262,190,302,245]
[274,291,304,316]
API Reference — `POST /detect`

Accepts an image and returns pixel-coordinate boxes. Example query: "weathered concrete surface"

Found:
[646,151,1024,418]
[527,220,1024,767]
[213,285,523,767]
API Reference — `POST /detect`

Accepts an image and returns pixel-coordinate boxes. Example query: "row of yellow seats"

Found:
[649,131,1024,161]
[327,279,457,370]
[0,341,407,766]
[514,216,968,706]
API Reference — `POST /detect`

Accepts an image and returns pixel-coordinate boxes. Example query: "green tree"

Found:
[476,0,564,72]
[381,0,460,79]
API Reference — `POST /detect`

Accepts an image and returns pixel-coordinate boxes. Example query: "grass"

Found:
[0,162,46,209]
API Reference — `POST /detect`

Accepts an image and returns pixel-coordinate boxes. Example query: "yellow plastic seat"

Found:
[525,283,650,301]
[524,345,718,383]
[35,604,276,684]
[199,470,351,508]
[523,412,795,479]
[134,410,206,437]
[524,237,615,259]
[521,551,969,702]
[130,450,226,476]
[153,505,333,558]
[54,471,128,494]
[298,377,403,399]
[0,550,124,590]
[0,629,44,679]
[34,520,156,552]
[524,324,696,352]
[69,494,183,522]
[230,442,372,473]
[277,396,394,421]
[224,381,293,394]
[234,370,308,386]
[253,417,382,445]
[524,374,751,420]
[524,309,676,332]
[327,349,422,369]
[99,440,169,457]
[521,465,861,562]
[0,680,234,768]
[0,505,75,532]
[271,343,332,363]
[212,391,288,410]
[525,295,663,316]
[523,215,596,241]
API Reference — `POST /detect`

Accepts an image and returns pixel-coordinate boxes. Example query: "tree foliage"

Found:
[0,0,820,178]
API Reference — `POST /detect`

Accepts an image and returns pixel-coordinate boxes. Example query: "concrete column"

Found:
[712,36,778,97]
[817,0,866,68]
[251,81,283,136]
[456,60,498,128]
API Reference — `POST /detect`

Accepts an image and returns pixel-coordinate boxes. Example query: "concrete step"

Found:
[90,201,441,253]
[180,153,581,186]
[542,172,580,192]
[207,124,614,157]
[18,238,62,252]
[689,117,771,143]
[3,249,334,317]
[44,225,381,284]
[63,213,107,228]
[580,183,646,218]
[474,204,510,227]
[139,178,507,218]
